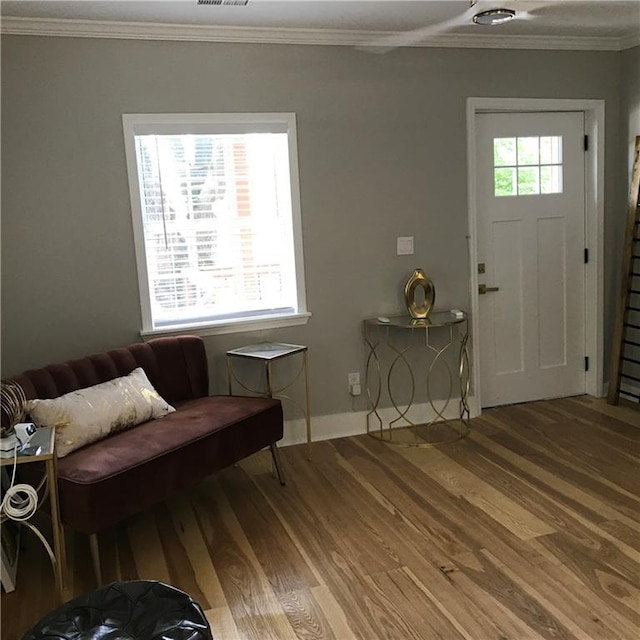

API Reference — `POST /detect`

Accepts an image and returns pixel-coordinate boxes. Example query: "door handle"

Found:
[478,284,500,295]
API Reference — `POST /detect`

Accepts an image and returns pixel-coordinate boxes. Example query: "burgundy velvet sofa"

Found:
[9,335,284,582]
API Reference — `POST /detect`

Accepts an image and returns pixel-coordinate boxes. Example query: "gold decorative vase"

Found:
[404,268,435,319]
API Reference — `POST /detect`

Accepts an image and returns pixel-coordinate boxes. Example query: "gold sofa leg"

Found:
[270,443,286,486]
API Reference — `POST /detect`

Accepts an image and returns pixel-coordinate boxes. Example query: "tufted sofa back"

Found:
[8,335,209,406]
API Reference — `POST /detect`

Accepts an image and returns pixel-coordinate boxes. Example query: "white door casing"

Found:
[466,98,605,413]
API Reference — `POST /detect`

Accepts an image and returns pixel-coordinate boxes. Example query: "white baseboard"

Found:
[281,397,479,447]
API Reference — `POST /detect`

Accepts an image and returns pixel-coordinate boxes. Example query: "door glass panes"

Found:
[493,136,563,196]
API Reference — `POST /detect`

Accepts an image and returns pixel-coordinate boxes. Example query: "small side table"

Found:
[0,427,66,598]
[226,342,312,458]
[363,312,471,446]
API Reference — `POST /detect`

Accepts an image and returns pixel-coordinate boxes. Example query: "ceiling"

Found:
[1,1,639,51]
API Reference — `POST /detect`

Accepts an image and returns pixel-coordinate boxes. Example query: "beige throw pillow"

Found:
[28,367,175,458]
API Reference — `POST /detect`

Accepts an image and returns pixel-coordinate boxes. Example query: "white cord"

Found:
[1,444,39,522]
[2,484,39,521]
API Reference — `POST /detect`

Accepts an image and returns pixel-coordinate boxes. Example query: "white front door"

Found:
[476,111,586,407]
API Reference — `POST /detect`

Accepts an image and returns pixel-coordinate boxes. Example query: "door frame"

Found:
[466,98,605,413]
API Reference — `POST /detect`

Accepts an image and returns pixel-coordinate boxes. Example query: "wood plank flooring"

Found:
[2,396,639,639]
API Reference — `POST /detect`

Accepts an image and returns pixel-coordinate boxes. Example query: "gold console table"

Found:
[363,312,470,447]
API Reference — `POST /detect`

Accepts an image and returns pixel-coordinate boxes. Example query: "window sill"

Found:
[140,311,312,340]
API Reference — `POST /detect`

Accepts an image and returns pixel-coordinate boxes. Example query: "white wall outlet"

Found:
[348,372,360,386]
[397,236,414,255]
[349,383,362,396]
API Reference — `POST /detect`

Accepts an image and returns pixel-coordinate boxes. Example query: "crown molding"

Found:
[618,31,640,51]
[0,16,636,52]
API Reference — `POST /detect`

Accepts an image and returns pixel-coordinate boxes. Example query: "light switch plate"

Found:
[397,236,414,255]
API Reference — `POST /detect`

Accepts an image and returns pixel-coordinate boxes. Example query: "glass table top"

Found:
[226,342,307,361]
[0,426,54,465]
[364,310,467,329]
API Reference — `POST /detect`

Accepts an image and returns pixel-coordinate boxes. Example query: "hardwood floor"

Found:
[2,396,639,639]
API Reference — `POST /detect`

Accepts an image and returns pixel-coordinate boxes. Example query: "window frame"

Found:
[122,112,310,337]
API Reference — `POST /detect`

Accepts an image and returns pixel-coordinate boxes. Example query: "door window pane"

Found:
[518,167,540,195]
[494,168,516,196]
[517,137,539,166]
[539,136,562,164]
[540,165,562,194]
[494,138,516,166]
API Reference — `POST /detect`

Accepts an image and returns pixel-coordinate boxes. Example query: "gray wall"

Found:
[0,35,629,416]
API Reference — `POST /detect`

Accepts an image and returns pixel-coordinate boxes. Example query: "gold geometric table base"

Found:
[367,418,469,448]
[363,312,471,447]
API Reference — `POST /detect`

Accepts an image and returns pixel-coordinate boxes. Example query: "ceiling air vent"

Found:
[197,0,249,6]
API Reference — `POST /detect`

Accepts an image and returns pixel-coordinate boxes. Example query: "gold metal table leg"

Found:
[46,456,66,598]
[266,360,274,398]
[226,356,233,395]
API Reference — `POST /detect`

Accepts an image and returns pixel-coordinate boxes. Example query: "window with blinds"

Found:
[123,113,308,334]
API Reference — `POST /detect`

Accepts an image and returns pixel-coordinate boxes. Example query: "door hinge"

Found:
[584,135,589,151]
[585,356,589,372]
[584,248,589,264]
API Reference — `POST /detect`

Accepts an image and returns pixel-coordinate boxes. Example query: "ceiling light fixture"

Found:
[472,8,516,26]
[197,0,249,6]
